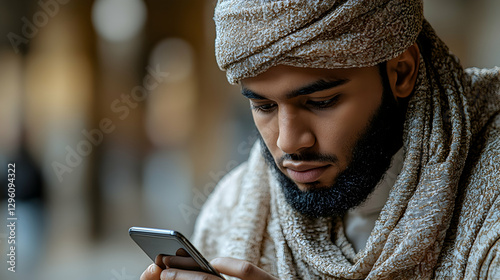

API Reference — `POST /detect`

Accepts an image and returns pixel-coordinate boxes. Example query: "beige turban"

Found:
[214,0,424,84]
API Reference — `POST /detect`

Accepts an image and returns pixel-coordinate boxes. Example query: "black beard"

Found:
[259,68,404,218]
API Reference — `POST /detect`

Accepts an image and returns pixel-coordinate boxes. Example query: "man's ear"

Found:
[386,43,420,99]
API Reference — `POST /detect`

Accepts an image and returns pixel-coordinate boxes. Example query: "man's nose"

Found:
[276,107,315,154]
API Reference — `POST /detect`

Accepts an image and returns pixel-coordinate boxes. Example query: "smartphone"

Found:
[129,227,224,278]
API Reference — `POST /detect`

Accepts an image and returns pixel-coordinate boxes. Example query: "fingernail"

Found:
[210,257,221,266]
[149,264,158,273]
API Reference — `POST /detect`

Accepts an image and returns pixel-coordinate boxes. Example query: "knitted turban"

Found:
[214,0,424,84]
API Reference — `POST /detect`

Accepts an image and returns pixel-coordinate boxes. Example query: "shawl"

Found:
[193,0,500,279]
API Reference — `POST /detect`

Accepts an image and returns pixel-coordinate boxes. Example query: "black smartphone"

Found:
[129,227,224,279]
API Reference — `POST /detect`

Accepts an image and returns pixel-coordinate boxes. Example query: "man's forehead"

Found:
[242,65,345,82]
[240,66,354,100]
[240,65,379,99]
[241,64,378,82]
[241,78,350,100]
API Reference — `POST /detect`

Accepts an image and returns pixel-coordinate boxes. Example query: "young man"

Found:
[142,0,500,279]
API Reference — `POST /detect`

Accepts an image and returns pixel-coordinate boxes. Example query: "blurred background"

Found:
[0,0,498,279]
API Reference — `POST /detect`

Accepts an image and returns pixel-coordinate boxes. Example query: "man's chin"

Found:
[294,181,331,192]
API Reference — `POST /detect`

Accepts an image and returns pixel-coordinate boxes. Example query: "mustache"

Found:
[277,152,339,166]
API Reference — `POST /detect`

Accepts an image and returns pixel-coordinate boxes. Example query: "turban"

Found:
[214,0,424,84]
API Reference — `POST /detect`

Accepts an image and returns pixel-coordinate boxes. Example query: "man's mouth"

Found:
[283,162,330,183]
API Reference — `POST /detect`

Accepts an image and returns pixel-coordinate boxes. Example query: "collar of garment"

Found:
[343,148,405,253]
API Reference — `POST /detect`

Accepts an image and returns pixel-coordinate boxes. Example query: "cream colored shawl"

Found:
[193,0,500,279]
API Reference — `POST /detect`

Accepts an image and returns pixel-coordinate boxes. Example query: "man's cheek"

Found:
[259,124,279,141]
[255,125,279,153]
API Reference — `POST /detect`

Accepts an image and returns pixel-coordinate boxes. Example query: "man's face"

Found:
[241,65,404,217]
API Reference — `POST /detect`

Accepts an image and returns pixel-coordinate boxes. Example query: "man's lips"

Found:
[283,162,330,183]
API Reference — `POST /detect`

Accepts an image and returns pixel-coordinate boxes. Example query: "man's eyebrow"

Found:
[241,87,265,99]
[241,78,349,100]
[286,79,349,99]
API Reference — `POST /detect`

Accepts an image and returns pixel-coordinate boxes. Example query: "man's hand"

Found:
[140,257,278,280]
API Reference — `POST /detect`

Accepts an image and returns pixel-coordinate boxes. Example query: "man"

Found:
[142,0,500,279]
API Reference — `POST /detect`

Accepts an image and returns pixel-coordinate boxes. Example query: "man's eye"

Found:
[251,103,277,113]
[307,95,341,109]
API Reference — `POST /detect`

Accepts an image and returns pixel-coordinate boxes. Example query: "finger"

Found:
[155,254,167,269]
[162,255,202,271]
[160,268,222,280]
[140,263,162,280]
[211,257,277,280]
[175,248,191,257]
